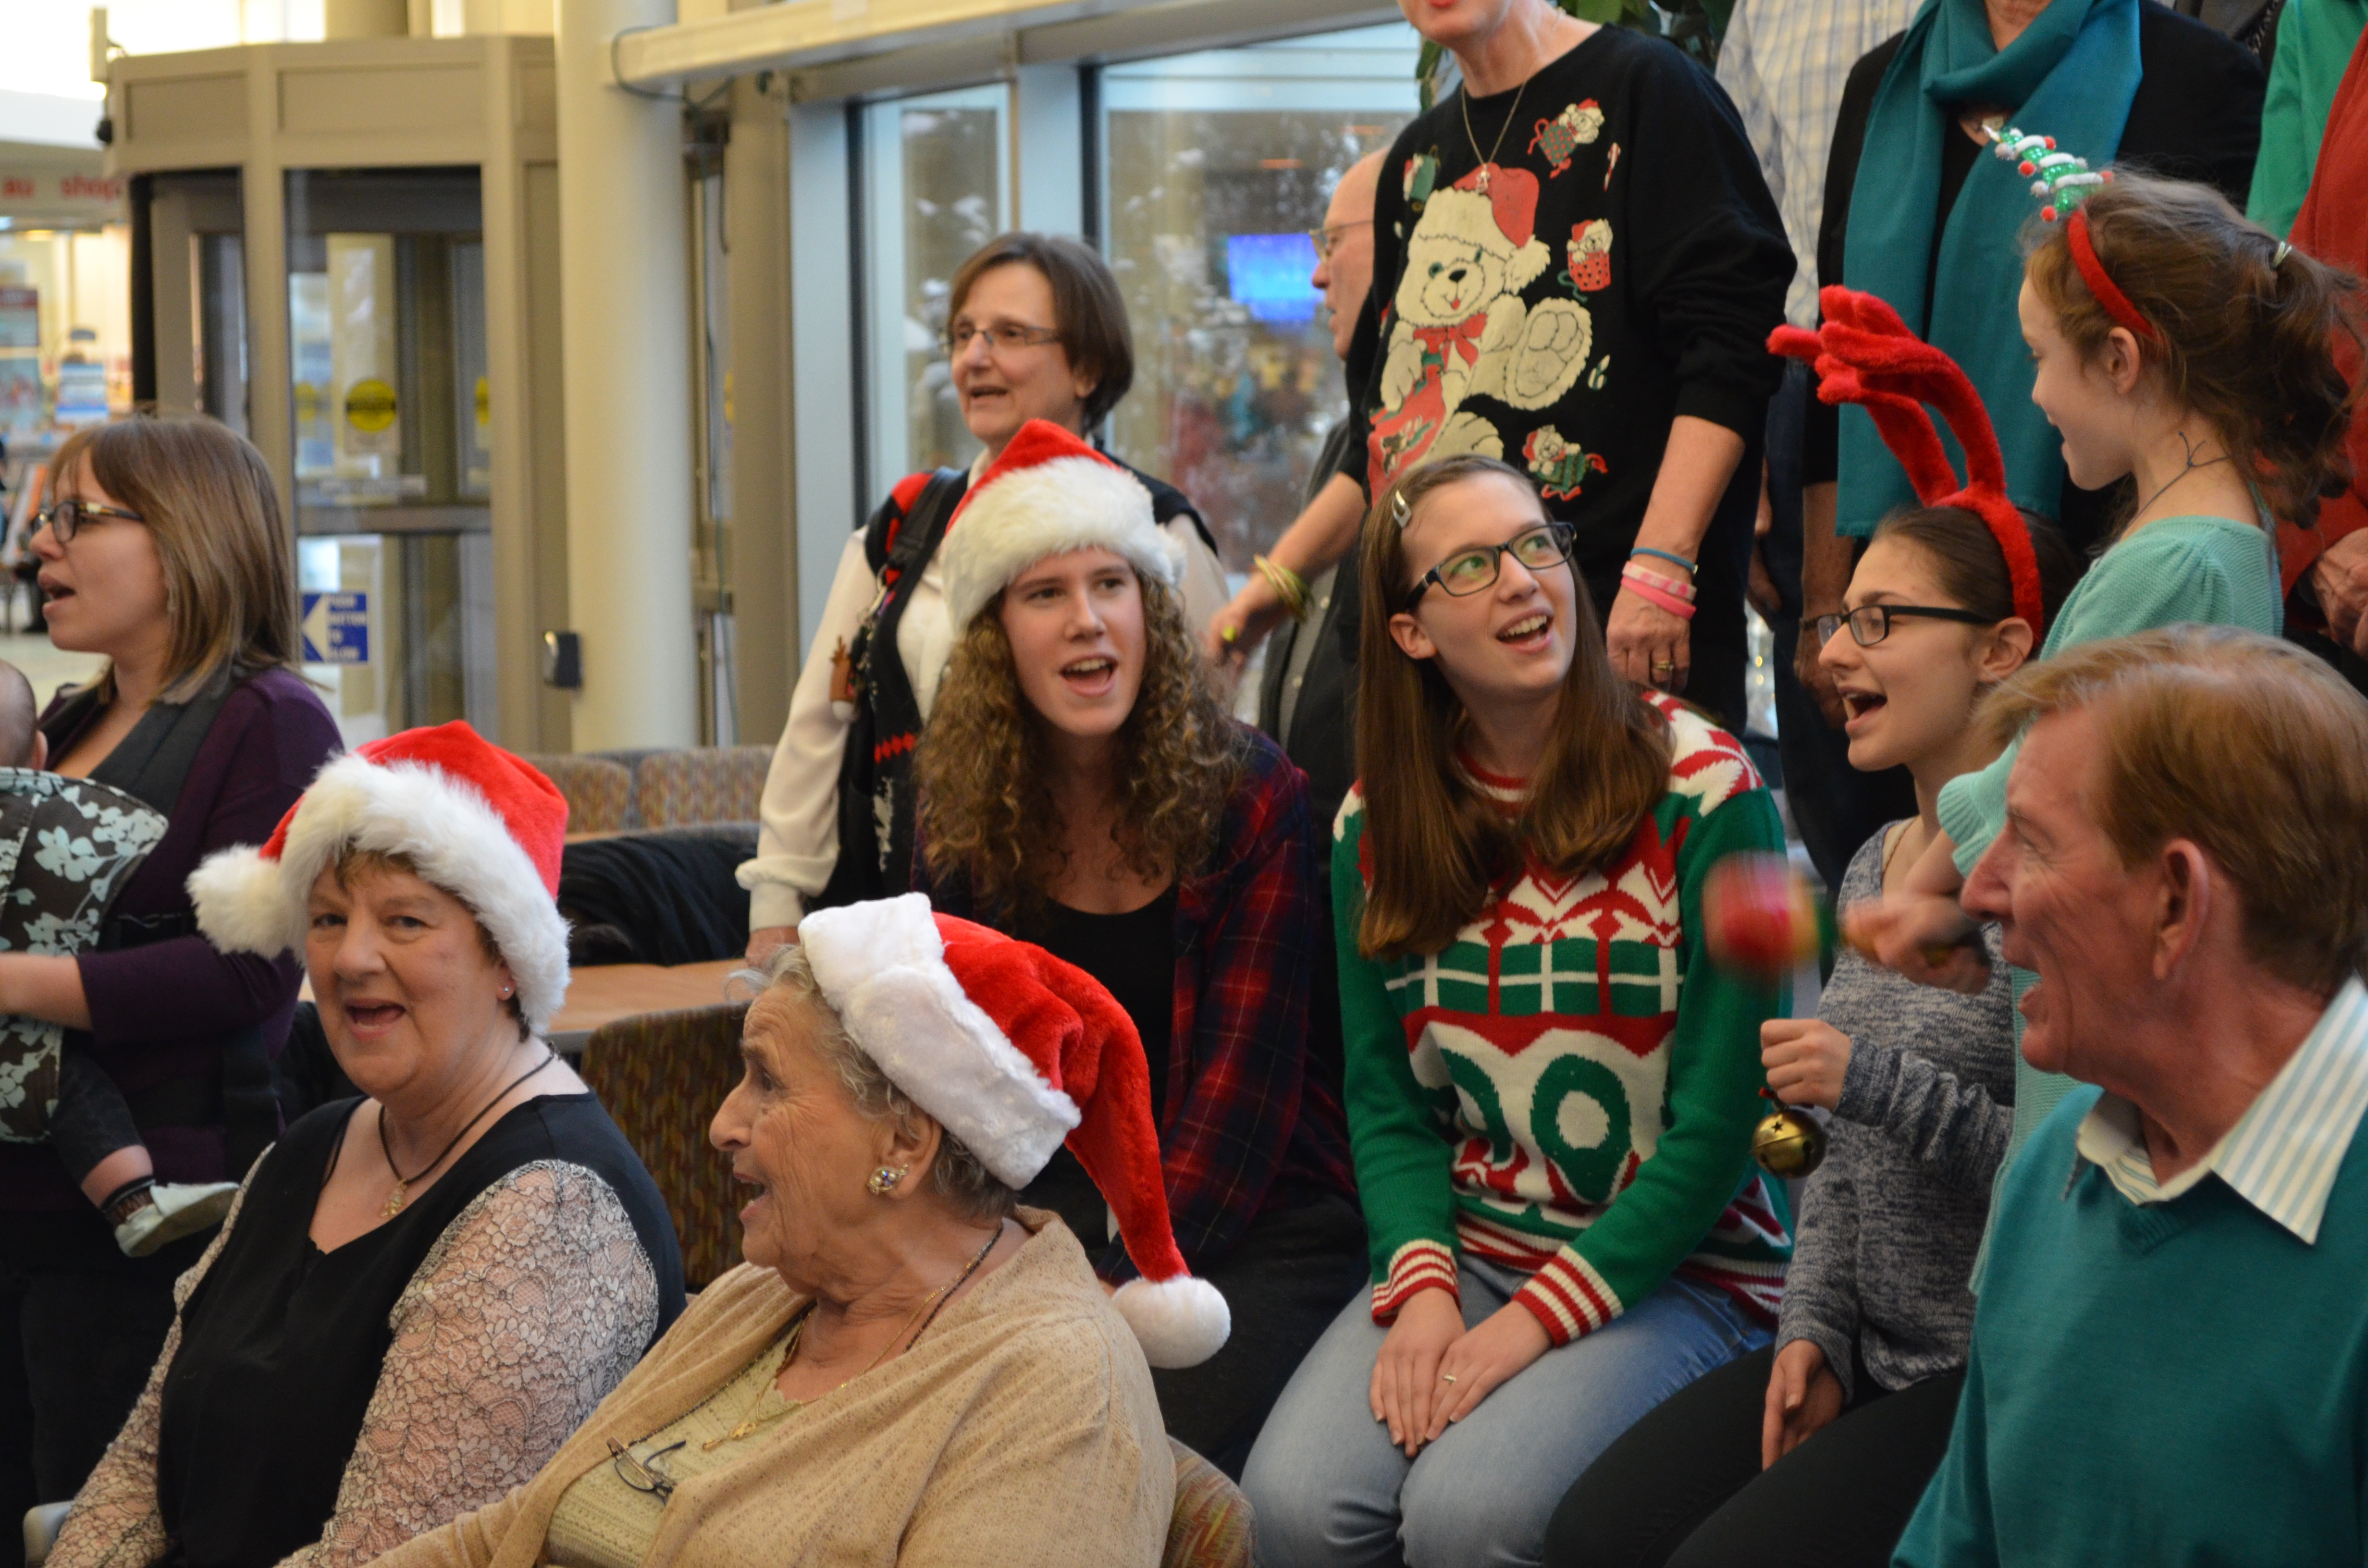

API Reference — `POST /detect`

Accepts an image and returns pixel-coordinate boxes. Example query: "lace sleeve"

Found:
[278,1161,661,1568]
[48,1174,261,1568]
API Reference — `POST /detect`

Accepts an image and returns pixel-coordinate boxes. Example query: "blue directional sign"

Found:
[300,591,370,664]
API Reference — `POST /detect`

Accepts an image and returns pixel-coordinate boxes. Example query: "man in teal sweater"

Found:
[1895,625,2368,1568]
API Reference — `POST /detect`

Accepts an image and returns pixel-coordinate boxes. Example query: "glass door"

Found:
[1099,25,1420,572]
[285,168,493,747]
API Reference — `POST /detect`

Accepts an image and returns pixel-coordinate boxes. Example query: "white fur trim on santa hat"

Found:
[188,753,571,1033]
[1112,1275,1232,1369]
[800,894,1081,1188]
[939,454,1184,633]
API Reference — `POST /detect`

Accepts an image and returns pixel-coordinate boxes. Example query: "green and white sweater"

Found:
[1334,692,1792,1346]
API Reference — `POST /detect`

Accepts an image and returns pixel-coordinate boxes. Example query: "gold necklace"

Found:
[701,1225,1002,1450]
[1459,71,1531,195]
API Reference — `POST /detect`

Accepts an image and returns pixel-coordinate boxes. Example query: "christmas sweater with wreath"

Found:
[1333,692,1791,1344]
[1338,23,1791,609]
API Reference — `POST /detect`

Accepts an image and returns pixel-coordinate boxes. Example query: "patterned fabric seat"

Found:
[633,746,771,829]
[579,1002,749,1290]
[1165,1440,1256,1568]
[524,754,636,835]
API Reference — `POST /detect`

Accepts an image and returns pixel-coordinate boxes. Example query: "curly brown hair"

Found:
[916,574,1242,927]
[2024,172,2365,531]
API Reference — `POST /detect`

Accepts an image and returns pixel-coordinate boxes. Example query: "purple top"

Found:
[1,667,341,1208]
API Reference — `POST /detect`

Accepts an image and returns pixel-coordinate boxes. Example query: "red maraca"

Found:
[1702,852,1826,981]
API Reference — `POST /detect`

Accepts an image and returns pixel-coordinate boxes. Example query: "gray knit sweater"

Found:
[1776,823,2016,1398]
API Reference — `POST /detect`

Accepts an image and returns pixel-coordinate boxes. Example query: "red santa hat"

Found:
[188,722,572,1033]
[797,892,1229,1369]
[937,418,1184,633]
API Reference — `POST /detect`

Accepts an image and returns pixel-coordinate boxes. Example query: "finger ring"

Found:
[1439,1372,1458,1384]
[1652,659,1676,672]
[1221,625,1240,644]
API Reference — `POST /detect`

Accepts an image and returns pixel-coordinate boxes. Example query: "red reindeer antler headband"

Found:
[1770,285,2047,637]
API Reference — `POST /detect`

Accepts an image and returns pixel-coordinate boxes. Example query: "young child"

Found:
[1544,304,2086,1568]
[0,661,235,1255]
[1854,172,2363,1155]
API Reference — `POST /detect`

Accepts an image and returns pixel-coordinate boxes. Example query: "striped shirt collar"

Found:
[2072,976,2368,1244]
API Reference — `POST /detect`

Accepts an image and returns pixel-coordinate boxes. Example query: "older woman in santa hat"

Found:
[49,724,685,1568]
[363,891,1219,1568]
[910,417,1365,1478]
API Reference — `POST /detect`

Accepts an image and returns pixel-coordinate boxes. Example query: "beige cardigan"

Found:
[369,1213,1171,1568]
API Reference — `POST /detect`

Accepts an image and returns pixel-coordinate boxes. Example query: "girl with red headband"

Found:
[1855,171,2363,1163]
[1543,297,2084,1568]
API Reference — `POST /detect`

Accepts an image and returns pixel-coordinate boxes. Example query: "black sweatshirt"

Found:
[1337,24,1794,628]
[1806,2,2265,551]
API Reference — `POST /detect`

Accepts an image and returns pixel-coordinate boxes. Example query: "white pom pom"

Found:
[1111,1275,1231,1369]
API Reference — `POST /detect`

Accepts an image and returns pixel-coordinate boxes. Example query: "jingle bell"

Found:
[1753,1105,1826,1179]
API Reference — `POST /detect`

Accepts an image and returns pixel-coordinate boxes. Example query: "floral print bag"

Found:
[0,769,168,1141]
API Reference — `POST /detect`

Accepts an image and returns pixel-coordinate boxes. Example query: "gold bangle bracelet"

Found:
[1253,554,1311,621]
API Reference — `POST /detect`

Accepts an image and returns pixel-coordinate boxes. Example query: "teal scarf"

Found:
[1838,0,2142,535]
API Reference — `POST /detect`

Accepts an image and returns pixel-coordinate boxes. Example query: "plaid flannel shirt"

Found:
[916,723,1357,1280]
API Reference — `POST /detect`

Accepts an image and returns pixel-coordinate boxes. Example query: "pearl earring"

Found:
[866,1165,908,1196]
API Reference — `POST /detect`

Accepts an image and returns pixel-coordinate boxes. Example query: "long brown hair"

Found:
[2024,172,2365,530]
[916,571,1240,926]
[1354,455,1671,959]
[50,414,301,703]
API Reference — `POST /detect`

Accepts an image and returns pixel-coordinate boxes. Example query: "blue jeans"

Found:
[1243,1255,1769,1568]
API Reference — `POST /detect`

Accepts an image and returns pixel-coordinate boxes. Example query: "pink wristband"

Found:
[1622,564,1697,601]
[1621,576,1697,620]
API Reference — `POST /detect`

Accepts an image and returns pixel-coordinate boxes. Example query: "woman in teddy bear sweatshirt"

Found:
[1337,0,1793,735]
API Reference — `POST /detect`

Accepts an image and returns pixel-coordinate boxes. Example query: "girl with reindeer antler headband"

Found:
[1541,287,2082,1568]
[1844,167,2364,1168]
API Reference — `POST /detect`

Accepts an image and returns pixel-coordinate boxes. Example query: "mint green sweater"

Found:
[1936,514,2281,1154]
[1893,1086,2368,1565]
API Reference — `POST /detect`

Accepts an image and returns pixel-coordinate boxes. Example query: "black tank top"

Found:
[154,1094,684,1568]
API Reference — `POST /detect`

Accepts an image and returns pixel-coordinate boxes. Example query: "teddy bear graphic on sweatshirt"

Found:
[1369,164,1594,490]
[1528,100,1605,179]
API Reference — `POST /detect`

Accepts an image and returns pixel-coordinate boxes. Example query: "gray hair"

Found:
[754,944,1019,1225]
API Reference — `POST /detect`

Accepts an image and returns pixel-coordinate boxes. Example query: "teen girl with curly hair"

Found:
[911,420,1362,1477]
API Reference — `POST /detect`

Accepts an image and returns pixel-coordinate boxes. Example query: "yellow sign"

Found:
[345,377,398,433]
[474,375,490,429]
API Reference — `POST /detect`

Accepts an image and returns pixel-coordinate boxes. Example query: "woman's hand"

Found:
[746,925,799,967]
[1842,895,1990,994]
[1761,1338,1844,1469]
[1607,585,1690,693]
[1369,1287,1464,1457]
[1761,1018,1851,1111]
[1202,576,1289,676]
[1425,1301,1552,1442]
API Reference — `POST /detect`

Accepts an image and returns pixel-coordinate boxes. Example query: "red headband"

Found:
[2065,207,2159,345]
[1770,286,2048,638]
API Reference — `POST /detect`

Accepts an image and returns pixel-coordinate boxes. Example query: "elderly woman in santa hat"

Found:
[909,417,1365,1478]
[49,724,685,1568]
[362,891,1217,1568]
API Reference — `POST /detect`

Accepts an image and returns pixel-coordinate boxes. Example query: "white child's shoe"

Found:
[114,1181,239,1258]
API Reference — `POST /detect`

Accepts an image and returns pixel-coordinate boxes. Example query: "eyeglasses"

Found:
[34,499,145,545]
[608,1437,685,1501]
[1308,219,1372,261]
[944,320,1063,358]
[1406,523,1574,608]
[1817,604,1998,647]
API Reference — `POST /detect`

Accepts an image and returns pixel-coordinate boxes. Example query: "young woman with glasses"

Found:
[0,415,343,1554]
[1243,453,1792,1568]
[1541,501,2082,1568]
[740,233,1227,961]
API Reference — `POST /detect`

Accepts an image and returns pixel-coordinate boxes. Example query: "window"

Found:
[862,84,1012,490]
[1098,25,1420,569]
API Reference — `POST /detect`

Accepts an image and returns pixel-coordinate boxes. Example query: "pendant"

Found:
[382,1185,408,1220]
[1475,164,1492,194]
